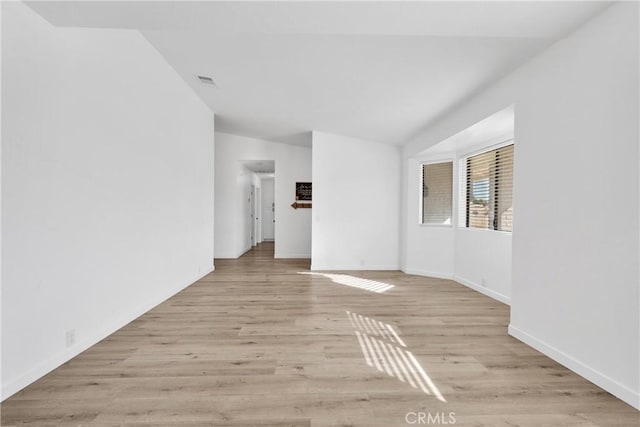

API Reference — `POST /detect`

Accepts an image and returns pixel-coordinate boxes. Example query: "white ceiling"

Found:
[242,160,276,174]
[419,105,514,158]
[27,1,610,146]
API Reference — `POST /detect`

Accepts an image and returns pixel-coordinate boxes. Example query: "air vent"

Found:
[197,75,216,86]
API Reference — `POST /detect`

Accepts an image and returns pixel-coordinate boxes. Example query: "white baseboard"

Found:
[402,268,453,280]
[1,266,215,401]
[214,253,239,259]
[401,269,510,305]
[508,324,640,410]
[275,253,311,259]
[310,264,400,271]
[453,275,511,305]
[215,247,251,259]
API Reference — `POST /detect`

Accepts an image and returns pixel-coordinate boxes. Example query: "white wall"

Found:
[214,133,312,259]
[0,1,3,393]
[404,158,456,278]
[405,129,514,304]
[454,227,512,304]
[312,132,401,270]
[402,3,639,408]
[1,3,215,400]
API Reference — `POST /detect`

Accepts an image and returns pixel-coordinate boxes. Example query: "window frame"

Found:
[458,139,514,233]
[418,158,455,227]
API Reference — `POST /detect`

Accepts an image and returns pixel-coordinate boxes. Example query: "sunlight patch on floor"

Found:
[299,272,394,293]
[347,310,446,402]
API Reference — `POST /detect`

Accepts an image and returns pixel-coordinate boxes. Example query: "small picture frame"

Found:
[295,182,312,201]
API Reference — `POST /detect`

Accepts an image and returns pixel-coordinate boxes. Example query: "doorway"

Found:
[240,160,276,256]
[261,178,275,241]
[250,184,256,246]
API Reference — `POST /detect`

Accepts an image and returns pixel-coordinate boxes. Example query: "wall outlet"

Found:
[65,329,75,347]
[481,278,487,287]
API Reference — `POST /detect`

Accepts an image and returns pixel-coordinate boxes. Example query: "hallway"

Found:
[2,243,637,426]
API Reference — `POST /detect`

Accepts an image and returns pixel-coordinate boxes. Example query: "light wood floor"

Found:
[2,242,638,426]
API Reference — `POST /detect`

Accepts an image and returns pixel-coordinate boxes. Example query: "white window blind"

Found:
[465,144,514,231]
[422,161,453,225]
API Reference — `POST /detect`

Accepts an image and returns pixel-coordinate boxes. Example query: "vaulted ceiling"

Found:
[28,1,610,146]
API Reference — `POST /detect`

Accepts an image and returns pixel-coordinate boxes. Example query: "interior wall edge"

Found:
[275,253,312,259]
[310,264,401,271]
[401,269,453,281]
[452,275,511,306]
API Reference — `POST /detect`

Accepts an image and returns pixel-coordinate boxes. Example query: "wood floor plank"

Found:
[1,242,637,426]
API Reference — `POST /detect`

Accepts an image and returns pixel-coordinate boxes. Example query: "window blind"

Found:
[422,161,453,225]
[465,144,514,231]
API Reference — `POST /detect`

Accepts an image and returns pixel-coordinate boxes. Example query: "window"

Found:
[465,144,514,231]
[421,161,453,225]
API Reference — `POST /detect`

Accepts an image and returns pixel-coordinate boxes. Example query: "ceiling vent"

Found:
[196,75,216,86]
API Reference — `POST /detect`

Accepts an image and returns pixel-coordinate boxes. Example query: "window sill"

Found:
[419,223,453,228]
[457,226,512,235]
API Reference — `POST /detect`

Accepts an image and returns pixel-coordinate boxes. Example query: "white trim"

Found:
[418,159,455,226]
[456,226,512,236]
[1,266,216,401]
[238,245,252,258]
[214,246,253,259]
[275,253,311,259]
[213,254,238,259]
[213,249,248,259]
[401,268,453,280]
[457,157,467,227]
[311,264,400,271]
[458,135,514,160]
[419,223,453,228]
[418,157,455,165]
[453,275,511,305]
[508,324,640,410]
[457,139,515,233]
[402,270,510,305]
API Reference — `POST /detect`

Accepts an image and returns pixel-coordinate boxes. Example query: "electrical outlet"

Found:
[65,329,75,348]
[481,278,487,287]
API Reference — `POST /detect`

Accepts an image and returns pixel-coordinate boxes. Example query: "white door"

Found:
[261,178,275,241]
[250,185,256,246]
[255,187,262,244]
